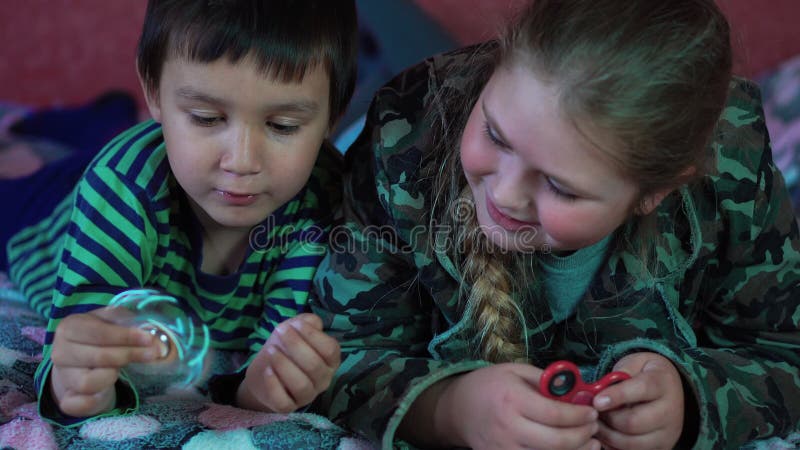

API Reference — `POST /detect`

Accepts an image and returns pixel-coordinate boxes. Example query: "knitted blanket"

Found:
[0,273,375,450]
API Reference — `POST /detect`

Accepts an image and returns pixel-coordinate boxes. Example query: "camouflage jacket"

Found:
[310,46,800,449]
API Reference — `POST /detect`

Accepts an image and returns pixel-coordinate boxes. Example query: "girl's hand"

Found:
[439,363,601,450]
[593,352,684,450]
[50,308,161,418]
[237,313,340,413]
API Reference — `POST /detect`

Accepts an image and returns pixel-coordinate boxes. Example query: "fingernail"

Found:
[267,346,277,355]
[137,330,155,346]
[276,324,287,335]
[265,367,274,377]
[142,349,157,361]
[589,409,599,420]
[595,396,611,408]
[291,320,303,331]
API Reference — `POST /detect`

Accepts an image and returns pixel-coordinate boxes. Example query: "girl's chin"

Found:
[480,227,544,254]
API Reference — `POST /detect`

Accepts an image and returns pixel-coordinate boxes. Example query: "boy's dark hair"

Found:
[137,0,358,127]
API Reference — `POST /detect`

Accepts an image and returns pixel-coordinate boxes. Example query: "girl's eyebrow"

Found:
[482,99,598,199]
[482,100,512,147]
[175,87,320,114]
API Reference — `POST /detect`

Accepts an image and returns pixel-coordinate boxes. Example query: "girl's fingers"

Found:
[513,413,599,450]
[601,401,664,435]
[593,376,659,412]
[520,396,599,428]
[595,419,660,450]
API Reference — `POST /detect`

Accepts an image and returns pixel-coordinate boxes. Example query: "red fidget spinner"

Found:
[539,360,630,405]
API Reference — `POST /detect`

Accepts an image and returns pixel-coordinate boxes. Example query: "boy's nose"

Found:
[220,127,263,175]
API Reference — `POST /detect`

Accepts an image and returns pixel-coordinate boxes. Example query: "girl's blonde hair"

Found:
[427,0,732,363]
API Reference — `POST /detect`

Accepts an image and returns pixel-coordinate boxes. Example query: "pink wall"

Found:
[0,0,147,110]
[0,0,798,110]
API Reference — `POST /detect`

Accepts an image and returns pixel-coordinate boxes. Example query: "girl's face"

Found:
[143,56,330,237]
[460,63,641,253]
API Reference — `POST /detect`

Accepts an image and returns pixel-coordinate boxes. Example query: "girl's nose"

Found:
[492,157,533,211]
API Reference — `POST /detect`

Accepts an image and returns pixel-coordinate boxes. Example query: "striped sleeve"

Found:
[245,216,328,356]
[34,164,159,426]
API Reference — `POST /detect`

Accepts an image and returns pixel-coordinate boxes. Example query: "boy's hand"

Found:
[50,308,161,418]
[592,352,684,450]
[438,363,601,450]
[237,313,340,413]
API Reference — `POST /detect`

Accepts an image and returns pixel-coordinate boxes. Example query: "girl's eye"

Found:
[546,177,578,201]
[190,114,222,127]
[268,122,300,135]
[482,121,509,149]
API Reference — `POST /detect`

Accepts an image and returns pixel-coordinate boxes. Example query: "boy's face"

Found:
[143,56,330,234]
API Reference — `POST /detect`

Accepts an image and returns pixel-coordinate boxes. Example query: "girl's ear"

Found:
[636,166,697,216]
[636,189,672,216]
[137,67,162,123]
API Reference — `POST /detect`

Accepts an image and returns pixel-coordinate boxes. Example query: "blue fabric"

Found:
[1,91,139,271]
[0,150,94,271]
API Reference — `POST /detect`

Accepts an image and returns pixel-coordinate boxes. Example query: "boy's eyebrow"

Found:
[175,87,320,113]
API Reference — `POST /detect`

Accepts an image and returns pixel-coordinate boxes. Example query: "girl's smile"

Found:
[485,190,539,232]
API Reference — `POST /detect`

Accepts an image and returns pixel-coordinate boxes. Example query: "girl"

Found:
[310,0,800,449]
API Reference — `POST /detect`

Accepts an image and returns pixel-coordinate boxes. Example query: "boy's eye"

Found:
[268,122,300,135]
[190,114,223,127]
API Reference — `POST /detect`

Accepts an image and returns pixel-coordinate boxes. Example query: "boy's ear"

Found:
[636,166,697,216]
[137,70,162,122]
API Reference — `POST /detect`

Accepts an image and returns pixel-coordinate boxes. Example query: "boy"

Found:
[2,0,357,425]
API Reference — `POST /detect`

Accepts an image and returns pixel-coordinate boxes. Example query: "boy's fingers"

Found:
[267,346,317,403]
[56,366,119,396]
[293,324,341,367]
[52,340,158,368]
[58,313,154,347]
[259,365,296,413]
[295,313,323,330]
[274,322,340,369]
[57,389,116,418]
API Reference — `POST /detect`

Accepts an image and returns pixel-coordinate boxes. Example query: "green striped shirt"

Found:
[7,120,341,425]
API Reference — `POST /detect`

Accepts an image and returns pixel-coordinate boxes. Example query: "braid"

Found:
[455,189,529,363]
[425,45,533,363]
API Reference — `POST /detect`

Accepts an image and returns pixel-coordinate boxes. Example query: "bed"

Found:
[1,2,800,449]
